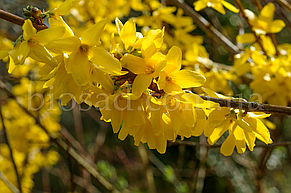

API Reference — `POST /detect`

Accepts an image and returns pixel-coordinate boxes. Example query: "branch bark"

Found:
[199,95,291,115]
[0,9,48,30]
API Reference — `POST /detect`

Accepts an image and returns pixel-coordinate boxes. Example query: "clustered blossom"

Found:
[0,0,274,157]
[0,0,285,192]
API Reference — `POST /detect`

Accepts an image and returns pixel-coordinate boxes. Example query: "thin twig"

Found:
[168,0,240,55]
[254,0,263,10]
[194,136,208,193]
[199,95,291,115]
[66,139,75,192]
[275,0,291,13]
[0,103,22,193]
[0,9,48,30]
[72,100,92,192]
[170,140,291,148]
[138,145,156,193]
[0,171,20,193]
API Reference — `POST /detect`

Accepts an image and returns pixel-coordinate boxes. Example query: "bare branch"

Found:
[199,95,291,115]
[275,0,291,12]
[0,9,48,31]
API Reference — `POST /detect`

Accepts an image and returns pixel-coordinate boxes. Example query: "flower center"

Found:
[145,66,155,74]
[79,44,90,56]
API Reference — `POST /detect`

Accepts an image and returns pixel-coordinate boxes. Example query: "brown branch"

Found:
[170,140,291,147]
[168,0,240,55]
[254,0,263,10]
[0,9,48,31]
[275,0,291,13]
[199,95,291,115]
[138,145,156,193]
[0,103,22,193]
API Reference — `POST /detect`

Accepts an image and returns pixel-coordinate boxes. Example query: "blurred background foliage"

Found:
[1,0,291,193]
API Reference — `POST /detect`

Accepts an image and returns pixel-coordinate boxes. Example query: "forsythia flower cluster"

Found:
[0,0,275,164]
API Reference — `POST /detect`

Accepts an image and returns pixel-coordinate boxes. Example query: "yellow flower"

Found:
[204,89,273,156]
[46,18,123,87]
[158,46,206,93]
[247,3,285,35]
[16,19,65,66]
[50,0,81,17]
[121,34,167,96]
[194,0,239,14]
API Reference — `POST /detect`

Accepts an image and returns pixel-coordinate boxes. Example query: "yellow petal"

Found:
[181,93,204,105]
[132,74,154,97]
[35,26,65,45]
[202,87,230,99]
[236,33,255,44]
[90,47,122,75]
[8,55,16,73]
[194,1,207,11]
[222,1,239,13]
[268,20,285,33]
[110,104,123,133]
[235,139,246,154]
[164,46,181,74]
[71,52,91,86]
[220,134,235,156]
[53,0,81,15]
[123,99,145,128]
[246,117,272,144]
[156,134,167,154]
[31,44,57,67]
[244,131,256,151]
[208,119,230,145]
[48,17,75,37]
[192,116,206,136]
[120,20,136,50]
[81,18,107,46]
[150,104,165,136]
[115,18,123,35]
[168,107,184,131]
[261,35,276,56]
[91,68,114,92]
[259,3,275,23]
[142,37,157,59]
[234,119,252,133]
[171,70,206,88]
[208,108,230,128]
[0,50,9,60]
[121,54,147,74]
[233,125,245,141]
[23,19,36,40]
[212,3,226,14]
[17,41,30,64]
[45,36,80,54]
